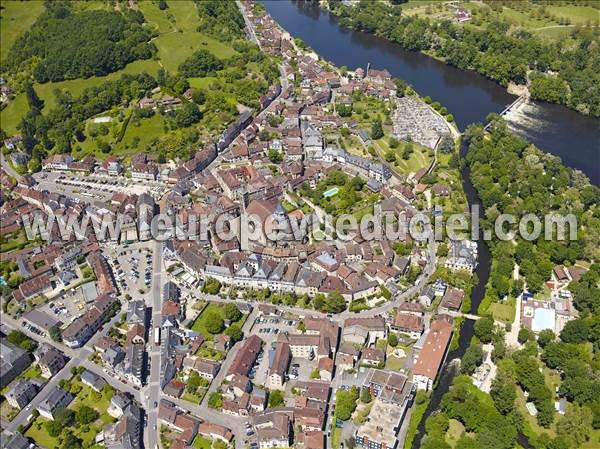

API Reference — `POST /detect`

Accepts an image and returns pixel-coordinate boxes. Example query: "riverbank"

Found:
[322,1,599,120]
[263,1,599,186]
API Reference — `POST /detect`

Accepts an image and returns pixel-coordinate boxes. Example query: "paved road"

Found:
[145,239,163,448]
[2,303,131,431]
[166,396,249,449]
[0,152,23,182]
[237,0,260,48]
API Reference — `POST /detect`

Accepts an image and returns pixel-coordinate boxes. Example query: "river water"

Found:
[258,1,595,447]
[263,0,599,185]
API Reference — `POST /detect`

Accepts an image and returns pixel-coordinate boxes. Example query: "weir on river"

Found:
[263,0,599,185]
[484,92,529,130]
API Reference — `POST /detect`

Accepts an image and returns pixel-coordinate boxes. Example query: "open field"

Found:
[374,137,433,175]
[516,386,558,439]
[489,298,516,323]
[141,0,237,73]
[193,435,213,449]
[545,5,600,25]
[188,77,219,90]
[154,30,236,73]
[445,419,465,447]
[0,0,45,63]
[0,58,161,135]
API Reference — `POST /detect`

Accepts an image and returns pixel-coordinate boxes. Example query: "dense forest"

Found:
[195,0,246,42]
[327,0,600,117]
[3,1,155,83]
[465,118,598,302]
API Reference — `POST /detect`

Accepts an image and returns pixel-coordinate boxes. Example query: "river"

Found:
[263,0,599,185]
[258,1,586,448]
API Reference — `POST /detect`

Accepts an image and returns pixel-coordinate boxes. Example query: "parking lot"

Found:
[33,172,167,202]
[248,315,304,387]
[111,246,153,294]
[38,287,91,324]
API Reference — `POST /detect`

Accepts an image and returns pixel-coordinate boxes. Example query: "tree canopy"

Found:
[6,2,155,83]
[330,1,600,116]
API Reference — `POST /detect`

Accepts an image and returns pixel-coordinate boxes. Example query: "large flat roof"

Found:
[532,308,556,332]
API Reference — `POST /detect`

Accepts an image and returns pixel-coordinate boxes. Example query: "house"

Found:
[355,397,409,449]
[229,374,252,398]
[418,286,435,307]
[0,340,31,387]
[62,295,117,348]
[439,287,465,313]
[126,300,147,325]
[253,411,291,449]
[36,386,73,420]
[432,184,450,197]
[214,334,231,353]
[361,348,385,367]
[119,344,144,387]
[164,379,185,398]
[444,240,477,273]
[6,380,38,409]
[227,335,262,379]
[198,422,234,444]
[397,301,424,316]
[108,393,132,419]
[413,319,453,390]
[94,336,118,354]
[267,342,291,391]
[343,317,386,346]
[250,389,268,413]
[183,357,220,380]
[391,312,424,339]
[318,357,334,381]
[36,347,65,379]
[126,323,146,345]
[298,430,325,449]
[103,403,143,449]
[335,348,358,370]
[3,136,22,150]
[0,432,31,449]
[223,393,250,417]
[80,370,107,392]
[103,346,126,368]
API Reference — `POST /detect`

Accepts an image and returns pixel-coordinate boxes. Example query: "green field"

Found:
[189,302,246,339]
[445,419,466,447]
[331,427,342,449]
[193,435,213,449]
[489,298,516,323]
[188,77,219,90]
[0,58,162,135]
[0,0,45,63]
[533,26,576,41]
[25,418,59,449]
[73,110,170,160]
[545,5,600,25]
[385,355,405,372]
[0,0,235,135]
[374,137,433,175]
[140,0,237,73]
[154,30,236,73]
[121,113,168,149]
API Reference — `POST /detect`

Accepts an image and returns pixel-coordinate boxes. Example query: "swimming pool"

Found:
[323,187,339,198]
